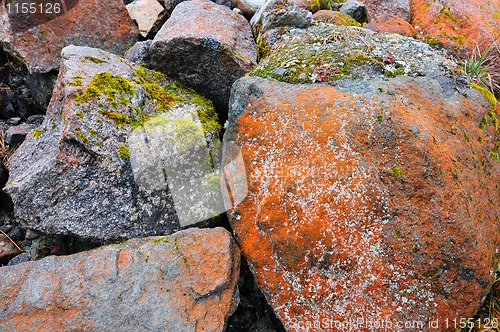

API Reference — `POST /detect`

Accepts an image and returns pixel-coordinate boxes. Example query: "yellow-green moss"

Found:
[33,128,46,139]
[74,72,135,106]
[490,151,499,162]
[204,173,221,192]
[132,67,180,112]
[256,36,271,60]
[117,145,130,159]
[391,166,402,177]
[87,57,103,64]
[69,77,83,87]
[471,83,497,107]
[171,118,205,154]
[250,27,387,84]
[75,111,84,120]
[440,5,457,23]
[75,130,89,145]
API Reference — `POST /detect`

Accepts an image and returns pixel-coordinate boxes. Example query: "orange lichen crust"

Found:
[226,77,500,331]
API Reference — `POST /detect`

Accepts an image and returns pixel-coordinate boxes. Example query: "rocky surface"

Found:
[0,227,241,331]
[149,0,256,116]
[3,122,37,146]
[250,0,312,38]
[126,0,167,38]
[0,0,139,73]
[365,0,500,55]
[223,26,500,330]
[5,45,224,241]
[0,234,21,263]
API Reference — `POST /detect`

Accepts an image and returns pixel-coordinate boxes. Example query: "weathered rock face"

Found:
[364,0,500,54]
[364,0,413,35]
[5,45,224,241]
[224,26,500,330]
[126,0,166,38]
[0,0,139,73]
[0,227,241,331]
[250,0,312,38]
[0,234,21,263]
[149,0,256,114]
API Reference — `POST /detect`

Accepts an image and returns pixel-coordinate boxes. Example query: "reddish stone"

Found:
[0,0,139,73]
[0,227,240,331]
[0,234,22,263]
[410,0,500,54]
[224,76,500,331]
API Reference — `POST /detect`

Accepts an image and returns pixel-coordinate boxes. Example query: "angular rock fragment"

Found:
[0,0,139,73]
[250,0,312,38]
[150,0,256,115]
[5,45,224,241]
[224,25,500,330]
[126,0,167,38]
[0,227,241,332]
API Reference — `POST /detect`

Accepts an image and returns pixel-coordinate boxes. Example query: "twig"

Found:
[0,229,23,252]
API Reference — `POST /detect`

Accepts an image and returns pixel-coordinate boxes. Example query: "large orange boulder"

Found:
[223,26,500,331]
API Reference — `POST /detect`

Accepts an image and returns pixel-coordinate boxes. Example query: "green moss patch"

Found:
[391,166,403,177]
[74,72,135,106]
[171,118,206,154]
[117,145,130,159]
[33,128,46,139]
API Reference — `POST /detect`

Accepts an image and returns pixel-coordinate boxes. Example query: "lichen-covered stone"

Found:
[392,0,500,55]
[5,45,223,241]
[149,0,256,114]
[224,59,500,331]
[0,0,139,73]
[249,0,312,38]
[251,24,455,84]
[0,227,241,332]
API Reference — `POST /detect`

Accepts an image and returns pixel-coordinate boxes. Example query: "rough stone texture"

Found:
[363,0,414,35]
[0,234,21,263]
[0,0,140,73]
[5,45,223,241]
[150,0,256,114]
[252,24,455,84]
[312,10,361,26]
[411,0,500,55]
[3,122,37,146]
[124,40,153,66]
[250,0,312,38]
[25,71,58,110]
[233,0,265,18]
[0,227,241,331]
[126,0,167,38]
[224,28,500,329]
[339,0,367,23]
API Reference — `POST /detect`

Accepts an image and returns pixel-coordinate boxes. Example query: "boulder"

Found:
[25,71,58,110]
[339,0,367,23]
[5,45,225,241]
[126,0,167,38]
[312,10,361,26]
[149,0,256,115]
[0,234,22,263]
[124,40,153,66]
[0,227,241,332]
[363,0,414,35]
[0,0,139,73]
[249,0,312,38]
[233,0,265,18]
[223,25,500,330]
[3,122,37,147]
